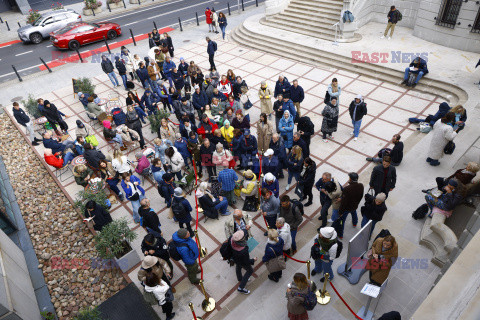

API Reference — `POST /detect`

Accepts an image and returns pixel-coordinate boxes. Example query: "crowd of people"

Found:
[10,23,475,320]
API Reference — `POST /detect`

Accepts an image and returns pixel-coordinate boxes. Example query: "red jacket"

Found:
[45,152,64,169]
[197,119,218,139]
[205,10,212,24]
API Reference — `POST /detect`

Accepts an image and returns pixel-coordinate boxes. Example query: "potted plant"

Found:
[94,218,139,273]
[83,0,102,16]
[76,77,96,96]
[107,0,123,9]
[74,179,110,214]
[129,0,145,5]
[51,2,64,10]
[73,306,103,320]
[21,93,43,119]
[26,9,41,25]
[147,108,171,134]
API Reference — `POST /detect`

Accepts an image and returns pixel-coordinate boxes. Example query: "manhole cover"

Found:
[183,40,190,43]
[11,96,22,102]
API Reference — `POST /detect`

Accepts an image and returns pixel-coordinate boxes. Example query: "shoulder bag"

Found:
[265,247,286,273]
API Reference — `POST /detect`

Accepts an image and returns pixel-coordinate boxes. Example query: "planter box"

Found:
[82,7,102,16]
[115,248,141,273]
[129,0,145,4]
[107,1,123,9]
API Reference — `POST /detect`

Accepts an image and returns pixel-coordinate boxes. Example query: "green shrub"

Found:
[73,306,103,320]
[94,218,137,259]
[21,93,42,119]
[74,181,109,214]
[148,109,171,134]
[76,77,96,95]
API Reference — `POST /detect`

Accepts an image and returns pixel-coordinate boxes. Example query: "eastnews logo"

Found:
[50,256,127,270]
[351,257,429,270]
[351,51,428,64]
[50,51,121,63]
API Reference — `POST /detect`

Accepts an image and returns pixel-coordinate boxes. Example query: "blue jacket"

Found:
[207,40,217,55]
[163,60,176,78]
[286,153,303,173]
[282,99,296,120]
[158,179,175,199]
[13,107,30,126]
[410,57,428,74]
[262,179,280,198]
[172,232,199,265]
[262,156,280,178]
[43,138,65,154]
[141,92,160,111]
[192,91,209,111]
[79,94,90,108]
[269,138,287,163]
[136,67,149,82]
[240,135,258,155]
[278,115,295,148]
[121,175,145,200]
[232,135,244,156]
[174,138,191,160]
[178,61,189,76]
[111,107,127,126]
[274,78,291,98]
[290,85,304,103]
[262,238,284,262]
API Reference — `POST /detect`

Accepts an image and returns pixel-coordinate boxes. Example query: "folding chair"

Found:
[107,92,123,112]
[86,112,100,130]
[54,163,72,182]
[176,170,195,195]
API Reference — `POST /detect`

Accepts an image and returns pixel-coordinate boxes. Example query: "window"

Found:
[53,14,68,22]
[42,17,54,26]
[435,0,463,28]
[472,8,480,33]
[73,25,95,33]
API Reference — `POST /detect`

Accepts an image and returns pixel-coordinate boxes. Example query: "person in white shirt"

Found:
[144,273,175,320]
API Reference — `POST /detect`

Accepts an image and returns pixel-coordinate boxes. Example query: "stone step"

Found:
[260,17,335,41]
[276,12,338,27]
[290,0,343,10]
[283,7,339,21]
[288,3,341,15]
[230,23,467,105]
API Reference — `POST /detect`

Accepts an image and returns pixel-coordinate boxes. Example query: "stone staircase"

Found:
[261,0,344,41]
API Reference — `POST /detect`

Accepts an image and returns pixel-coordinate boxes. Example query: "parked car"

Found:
[50,21,122,50]
[17,9,82,44]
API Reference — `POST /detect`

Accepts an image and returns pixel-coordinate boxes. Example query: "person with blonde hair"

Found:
[262,228,285,282]
[286,273,310,319]
[112,149,131,174]
[153,137,173,164]
[73,164,93,187]
[450,104,467,132]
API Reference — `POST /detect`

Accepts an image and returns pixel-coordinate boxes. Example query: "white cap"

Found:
[355,94,363,100]
[264,149,274,157]
[320,227,335,239]
[264,172,275,182]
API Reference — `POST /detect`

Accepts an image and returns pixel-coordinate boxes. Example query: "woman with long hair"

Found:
[218,12,228,39]
[262,229,284,282]
[257,112,274,154]
[450,104,467,132]
[321,97,339,142]
[226,69,236,83]
[286,145,303,190]
[286,273,310,320]
[327,77,341,107]
[163,32,174,57]
[159,118,178,141]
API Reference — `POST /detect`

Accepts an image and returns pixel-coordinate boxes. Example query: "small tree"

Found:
[95,218,137,259]
[84,0,102,9]
[76,77,96,95]
[51,2,64,10]
[74,180,109,214]
[148,109,171,134]
[26,9,41,25]
[21,93,42,119]
[73,307,103,320]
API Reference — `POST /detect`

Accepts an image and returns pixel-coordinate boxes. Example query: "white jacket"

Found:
[428,121,457,160]
[278,223,292,251]
[144,280,170,305]
[112,156,131,174]
[165,146,184,173]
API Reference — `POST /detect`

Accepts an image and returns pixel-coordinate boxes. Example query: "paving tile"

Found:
[363,119,404,140]
[269,58,296,71]
[254,53,279,66]
[368,86,403,104]
[394,93,433,113]
[343,80,378,97]
[239,61,265,74]
[303,67,333,83]
[255,66,281,81]
[285,63,313,77]
[327,145,370,173]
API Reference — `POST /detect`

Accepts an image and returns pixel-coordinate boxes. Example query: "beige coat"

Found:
[137,257,171,283]
[257,121,274,154]
[366,237,398,285]
[326,179,343,210]
[224,213,253,239]
[159,123,178,141]
[258,86,273,114]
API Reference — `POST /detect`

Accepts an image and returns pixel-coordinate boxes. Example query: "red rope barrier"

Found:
[282,253,308,264]
[329,281,364,320]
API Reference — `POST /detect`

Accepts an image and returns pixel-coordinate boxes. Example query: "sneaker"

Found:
[311,270,317,276]
[411,83,417,88]
[426,157,432,163]
[166,313,176,320]
[285,184,290,190]
[401,80,407,85]
[380,35,385,39]
[221,210,231,216]
[118,193,125,202]
[387,36,391,40]
[328,219,333,223]
[264,231,268,236]
[305,202,313,207]
[330,136,335,140]
[323,139,328,143]
[34,137,42,142]
[354,137,357,141]
[366,157,373,161]
[237,287,250,295]
[350,132,354,135]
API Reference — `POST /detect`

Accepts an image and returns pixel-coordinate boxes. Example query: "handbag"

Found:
[265,247,286,273]
[85,135,99,147]
[444,141,455,155]
[164,288,174,302]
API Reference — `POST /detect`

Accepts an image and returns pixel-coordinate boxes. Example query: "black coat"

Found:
[141,235,170,262]
[296,116,314,146]
[369,165,396,194]
[389,142,404,164]
[101,58,114,74]
[126,111,142,131]
[115,58,127,75]
[198,194,220,219]
[301,163,316,188]
[232,245,253,267]
[361,194,387,222]
[232,80,248,99]
[273,100,284,119]
[83,149,106,169]
[200,144,216,166]
[139,207,161,233]
[13,107,30,126]
[292,137,309,158]
[349,101,367,121]
[289,85,304,103]
[84,203,112,231]
[42,104,62,124]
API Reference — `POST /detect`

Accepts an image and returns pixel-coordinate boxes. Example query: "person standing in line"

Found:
[115,56,128,90]
[279,195,303,254]
[171,188,194,237]
[262,229,285,282]
[273,94,284,133]
[224,209,253,239]
[361,192,387,238]
[259,81,274,117]
[164,32,174,58]
[12,102,41,146]
[172,228,200,284]
[335,172,364,240]
[290,80,304,119]
[286,145,303,191]
[327,78,341,106]
[125,105,146,149]
[349,94,367,141]
[217,167,238,206]
[299,157,316,207]
[369,155,396,198]
[211,8,219,33]
[205,7,213,32]
[101,54,120,87]
[121,172,145,224]
[257,113,274,155]
[286,273,311,320]
[311,227,338,282]
[218,12,228,39]
[381,5,402,40]
[321,97,339,142]
[206,37,217,71]
[143,270,176,320]
[231,230,257,294]
[276,217,292,257]
[139,198,162,237]
[261,188,280,234]
[315,172,333,226]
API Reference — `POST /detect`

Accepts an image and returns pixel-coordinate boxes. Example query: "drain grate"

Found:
[183,40,191,43]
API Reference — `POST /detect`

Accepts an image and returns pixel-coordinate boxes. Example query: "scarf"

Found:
[331,82,338,93]
[231,238,247,251]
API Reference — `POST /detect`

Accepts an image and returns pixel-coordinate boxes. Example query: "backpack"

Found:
[212,41,217,52]
[296,288,318,311]
[412,203,429,220]
[143,290,157,305]
[419,122,432,133]
[220,237,234,265]
[126,80,135,89]
[171,198,187,220]
[397,10,403,21]
[291,199,304,216]
[343,10,355,23]
[168,241,187,261]
[373,229,391,242]
[158,182,167,198]
[324,90,331,104]
[310,238,343,259]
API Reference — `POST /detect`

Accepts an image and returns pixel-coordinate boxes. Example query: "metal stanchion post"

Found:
[153,21,157,30]
[0,17,3,23]
[189,302,203,320]
[12,65,22,82]
[195,12,199,26]
[178,17,183,31]
[107,1,111,12]
[129,29,137,46]
[122,0,126,8]
[17,22,21,27]
[39,58,52,73]
[255,0,258,7]
[103,37,111,54]
[307,260,321,301]
[194,230,207,257]
[199,280,216,312]
[228,3,231,15]
[241,0,244,11]
[137,0,140,5]
[75,48,84,63]
[5,21,10,31]
[317,273,331,305]
[91,8,95,16]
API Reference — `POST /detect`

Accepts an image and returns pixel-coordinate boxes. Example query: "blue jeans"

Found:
[63,152,75,165]
[220,25,226,39]
[120,74,128,89]
[107,72,119,87]
[336,210,358,238]
[106,178,121,196]
[313,259,334,280]
[352,119,362,138]
[319,198,332,227]
[153,171,165,184]
[291,229,298,252]
[287,171,300,185]
[130,194,145,223]
[361,216,377,238]
[215,198,229,215]
[135,107,147,122]
[404,68,424,84]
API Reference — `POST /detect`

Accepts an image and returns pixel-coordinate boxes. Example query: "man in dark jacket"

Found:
[192,86,209,118]
[211,87,227,102]
[171,67,185,92]
[139,198,162,236]
[296,116,314,149]
[240,129,258,170]
[83,143,106,169]
[273,94,284,133]
[232,76,248,101]
[190,70,204,89]
[206,37,217,71]
[382,5,402,39]
[101,54,120,87]
[336,172,364,239]
[178,97,196,125]
[361,192,387,238]
[269,134,287,178]
[42,131,75,155]
[367,134,404,166]
[315,172,337,227]
[402,56,428,88]
[84,200,112,231]
[180,120,198,139]
[140,89,160,115]
[369,155,396,197]
[292,132,309,158]
[141,233,173,271]
[171,187,194,236]
[115,56,128,90]
[274,75,291,98]
[200,138,217,180]
[279,195,303,254]
[41,100,69,136]
[349,94,367,140]
[136,62,150,89]
[12,102,41,145]
[158,173,176,208]
[289,80,304,118]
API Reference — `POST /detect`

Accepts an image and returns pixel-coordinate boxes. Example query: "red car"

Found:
[50,21,121,50]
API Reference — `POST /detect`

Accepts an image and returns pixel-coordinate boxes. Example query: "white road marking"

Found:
[110,0,186,20]
[46,45,53,47]
[0,63,43,79]
[15,50,33,56]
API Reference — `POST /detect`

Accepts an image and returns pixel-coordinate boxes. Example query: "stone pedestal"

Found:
[340,20,356,39]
